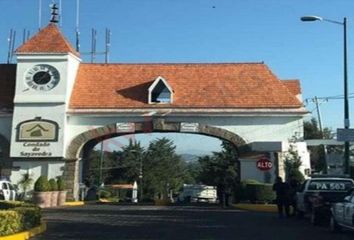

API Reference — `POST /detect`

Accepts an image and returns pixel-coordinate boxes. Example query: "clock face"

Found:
[24,64,60,91]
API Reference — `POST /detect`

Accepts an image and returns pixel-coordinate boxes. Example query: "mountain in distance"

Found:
[179,149,212,162]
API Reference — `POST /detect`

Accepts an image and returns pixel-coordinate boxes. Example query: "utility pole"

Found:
[307,96,327,135]
[307,96,328,173]
[99,140,104,186]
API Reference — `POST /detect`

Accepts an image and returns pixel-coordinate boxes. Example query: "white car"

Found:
[330,191,354,232]
[0,179,17,201]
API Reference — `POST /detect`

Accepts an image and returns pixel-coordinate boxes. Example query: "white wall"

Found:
[65,114,304,154]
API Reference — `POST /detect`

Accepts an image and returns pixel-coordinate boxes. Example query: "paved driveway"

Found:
[32,204,353,240]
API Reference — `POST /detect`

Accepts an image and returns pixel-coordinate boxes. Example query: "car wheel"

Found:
[329,215,341,233]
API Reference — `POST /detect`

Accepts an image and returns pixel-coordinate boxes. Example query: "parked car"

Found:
[296,176,354,225]
[0,179,17,201]
[330,190,354,232]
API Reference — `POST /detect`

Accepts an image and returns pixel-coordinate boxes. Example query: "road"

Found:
[32,204,353,240]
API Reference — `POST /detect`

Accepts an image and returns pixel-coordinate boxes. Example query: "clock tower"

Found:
[10,23,81,158]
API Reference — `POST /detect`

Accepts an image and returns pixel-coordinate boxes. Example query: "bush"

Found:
[48,178,58,191]
[0,210,22,236]
[98,189,111,199]
[34,176,50,192]
[234,180,275,203]
[57,177,66,191]
[0,201,35,210]
[0,202,41,236]
[14,207,41,230]
[244,183,275,203]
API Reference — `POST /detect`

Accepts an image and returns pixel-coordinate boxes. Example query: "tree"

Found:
[303,118,333,172]
[304,118,333,139]
[284,144,305,183]
[17,172,34,200]
[198,141,239,206]
[143,138,187,200]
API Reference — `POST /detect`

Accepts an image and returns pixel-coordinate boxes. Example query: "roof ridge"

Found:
[81,62,265,66]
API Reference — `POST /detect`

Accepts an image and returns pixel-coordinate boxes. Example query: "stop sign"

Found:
[256,157,272,171]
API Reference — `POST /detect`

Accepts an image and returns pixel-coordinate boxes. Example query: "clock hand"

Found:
[38,71,51,84]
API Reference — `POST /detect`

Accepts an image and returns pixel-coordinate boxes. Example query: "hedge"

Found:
[0,201,41,236]
[234,181,275,203]
[0,201,35,210]
[244,183,275,203]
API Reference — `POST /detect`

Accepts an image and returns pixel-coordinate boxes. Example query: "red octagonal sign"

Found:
[256,157,273,171]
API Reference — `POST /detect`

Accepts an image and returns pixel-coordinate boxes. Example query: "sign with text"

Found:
[180,122,199,132]
[337,128,354,141]
[116,123,135,133]
[256,157,273,171]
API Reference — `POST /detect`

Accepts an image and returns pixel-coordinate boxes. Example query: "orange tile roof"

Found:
[16,23,79,57]
[282,80,301,95]
[0,64,16,109]
[69,63,302,109]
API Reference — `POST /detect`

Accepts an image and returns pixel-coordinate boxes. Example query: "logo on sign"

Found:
[256,157,273,171]
[16,117,58,142]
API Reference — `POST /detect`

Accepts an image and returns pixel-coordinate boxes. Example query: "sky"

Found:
[1,0,354,153]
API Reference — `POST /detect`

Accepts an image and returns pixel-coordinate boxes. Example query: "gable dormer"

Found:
[148,76,173,104]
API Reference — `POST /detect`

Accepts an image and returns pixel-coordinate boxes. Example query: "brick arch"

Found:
[65,119,248,160]
[64,119,248,200]
[0,135,11,177]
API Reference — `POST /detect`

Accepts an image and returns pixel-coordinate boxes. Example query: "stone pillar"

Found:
[63,159,80,200]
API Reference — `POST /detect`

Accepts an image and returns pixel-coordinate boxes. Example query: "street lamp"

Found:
[301,15,351,176]
[129,149,143,201]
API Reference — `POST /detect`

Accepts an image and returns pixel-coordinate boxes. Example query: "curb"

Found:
[0,222,46,240]
[63,201,85,206]
[233,203,277,213]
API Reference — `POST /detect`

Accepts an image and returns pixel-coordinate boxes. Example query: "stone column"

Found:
[63,159,80,200]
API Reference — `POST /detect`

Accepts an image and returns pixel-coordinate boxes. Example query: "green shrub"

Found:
[0,210,22,236]
[234,180,275,203]
[14,207,41,230]
[98,189,112,199]
[48,178,58,191]
[57,176,66,191]
[0,201,35,210]
[34,176,50,192]
[234,179,261,202]
[0,203,41,236]
[244,183,275,203]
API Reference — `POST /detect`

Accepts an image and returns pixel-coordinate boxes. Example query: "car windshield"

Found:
[308,180,353,191]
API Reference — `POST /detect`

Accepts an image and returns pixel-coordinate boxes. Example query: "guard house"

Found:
[0,20,309,199]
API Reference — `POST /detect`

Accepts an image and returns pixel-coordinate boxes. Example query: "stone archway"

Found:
[0,135,11,177]
[64,119,248,200]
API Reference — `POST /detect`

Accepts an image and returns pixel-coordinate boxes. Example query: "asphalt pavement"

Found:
[31,204,354,240]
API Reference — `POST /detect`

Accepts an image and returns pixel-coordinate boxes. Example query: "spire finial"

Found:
[50,2,59,24]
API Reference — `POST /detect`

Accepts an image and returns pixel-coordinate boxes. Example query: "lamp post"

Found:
[301,16,351,176]
[129,149,143,201]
